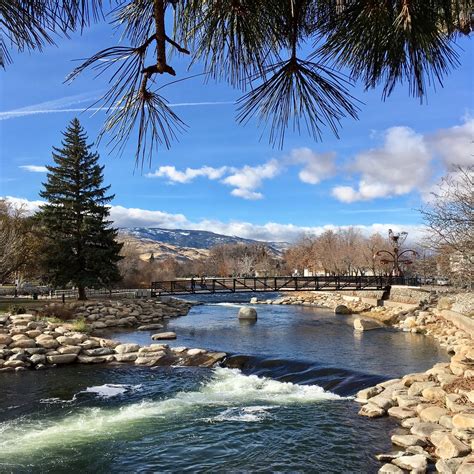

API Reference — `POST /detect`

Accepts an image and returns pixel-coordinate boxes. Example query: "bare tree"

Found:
[419,165,473,286]
[0,200,38,283]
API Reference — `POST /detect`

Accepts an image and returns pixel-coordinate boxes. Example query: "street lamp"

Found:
[374,229,418,277]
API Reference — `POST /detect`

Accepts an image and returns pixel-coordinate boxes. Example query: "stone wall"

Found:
[341,290,386,299]
[389,286,433,305]
[452,293,474,318]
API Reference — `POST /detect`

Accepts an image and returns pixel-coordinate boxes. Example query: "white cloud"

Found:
[147,159,284,200]
[19,165,48,173]
[145,148,338,200]
[230,188,263,200]
[4,196,44,212]
[331,119,474,203]
[287,148,336,184]
[331,126,433,203]
[4,195,424,243]
[331,186,360,203]
[146,165,230,183]
[428,117,474,168]
[109,205,189,228]
[221,159,281,200]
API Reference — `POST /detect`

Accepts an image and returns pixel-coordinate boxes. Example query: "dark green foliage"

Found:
[7,304,27,315]
[316,0,463,100]
[37,119,122,299]
[2,1,472,161]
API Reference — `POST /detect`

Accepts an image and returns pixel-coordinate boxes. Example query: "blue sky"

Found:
[0,19,473,242]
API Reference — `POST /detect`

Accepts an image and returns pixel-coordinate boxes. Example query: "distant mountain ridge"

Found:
[119,227,289,254]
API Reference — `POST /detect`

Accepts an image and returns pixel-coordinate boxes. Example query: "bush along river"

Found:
[0,293,449,473]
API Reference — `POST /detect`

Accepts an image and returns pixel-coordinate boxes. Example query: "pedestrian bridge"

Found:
[151,275,418,296]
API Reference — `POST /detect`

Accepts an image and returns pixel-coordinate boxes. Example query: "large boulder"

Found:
[35,336,59,350]
[77,355,114,364]
[137,324,164,331]
[356,385,383,401]
[453,413,474,430]
[410,422,446,437]
[10,314,35,323]
[46,354,77,364]
[151,332,177,340]
[391,434,426,448]
[419,406,448,423]
[359,403,386,418]
[354,318,384,331]
[0,334,12,345]
[334,305,351,315]
[114,352,139,362]
[81,347,115,357]
[57,345,81,355]
[430,432,470,459]
[392,454,427,472]
[238,307,257,320]
[30,354,46,365]
[378,464,404,473]
[114,343,140,354]
[388,407,417,420]
[10,338,36,349]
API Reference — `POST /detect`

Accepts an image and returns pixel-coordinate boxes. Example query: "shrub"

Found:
[39,303,74,321]
[45,317,63,324]
[8,304,27,315]
[71,318,89,333]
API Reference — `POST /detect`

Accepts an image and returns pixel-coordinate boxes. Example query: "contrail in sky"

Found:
[0,99,236,121]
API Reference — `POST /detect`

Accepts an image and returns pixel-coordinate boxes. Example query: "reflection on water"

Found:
[111,298,447,381]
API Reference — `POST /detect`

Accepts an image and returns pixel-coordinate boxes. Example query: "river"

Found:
[0,295,447,473]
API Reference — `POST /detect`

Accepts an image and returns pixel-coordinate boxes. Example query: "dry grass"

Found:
[443,377,474,394]
[38,303,75,321]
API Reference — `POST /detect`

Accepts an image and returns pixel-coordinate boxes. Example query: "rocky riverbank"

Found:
[357,304,474,473]
[0,299,226,372]
[251,291,374,312]
[251,291,415,324]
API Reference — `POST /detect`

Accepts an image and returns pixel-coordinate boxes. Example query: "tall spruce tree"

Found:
[38,119,122,300]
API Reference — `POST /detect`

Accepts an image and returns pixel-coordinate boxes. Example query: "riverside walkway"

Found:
[151,275,418,296]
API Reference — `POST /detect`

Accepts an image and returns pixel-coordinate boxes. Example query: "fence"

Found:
[0,288,151,300]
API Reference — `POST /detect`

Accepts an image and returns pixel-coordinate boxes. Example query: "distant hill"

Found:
[118,227,288,262]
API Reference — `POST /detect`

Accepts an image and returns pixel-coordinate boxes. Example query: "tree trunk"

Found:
[78,285,87,300]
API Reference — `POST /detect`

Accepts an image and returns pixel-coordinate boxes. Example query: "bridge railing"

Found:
[151,275,419,296]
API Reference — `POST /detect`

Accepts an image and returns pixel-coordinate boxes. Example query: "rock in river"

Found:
[354,318,384,331]
[334,305,351,315]
[137,324,164,331]
[46,354,77,364]
[238,307,257,320]
[151,332,177,340]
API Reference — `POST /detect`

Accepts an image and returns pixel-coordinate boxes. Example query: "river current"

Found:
[0,295,447,473]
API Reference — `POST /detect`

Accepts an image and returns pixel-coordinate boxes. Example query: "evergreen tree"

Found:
[37,118,123,300]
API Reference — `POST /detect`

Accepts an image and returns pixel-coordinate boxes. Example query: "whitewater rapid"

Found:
[0,367,344,456]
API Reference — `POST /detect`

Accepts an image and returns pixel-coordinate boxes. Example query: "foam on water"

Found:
[207,406,277,423]
[0,368,345,456]
[209,302,245,308]
[39,384,142,404]
[84,383,142,398]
